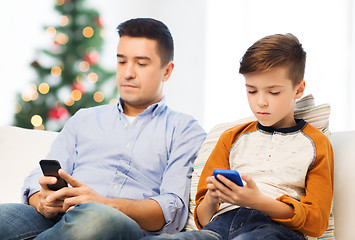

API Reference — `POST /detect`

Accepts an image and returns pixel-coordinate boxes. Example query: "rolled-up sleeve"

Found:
[149,116,206,234]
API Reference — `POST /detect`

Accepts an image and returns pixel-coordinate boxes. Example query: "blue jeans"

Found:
[142,208,306,240]
[0,202,144,240]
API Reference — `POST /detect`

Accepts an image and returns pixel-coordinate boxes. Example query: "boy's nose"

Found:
[257,95,268,107]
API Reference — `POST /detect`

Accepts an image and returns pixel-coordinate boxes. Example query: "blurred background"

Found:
[1,0,354,132]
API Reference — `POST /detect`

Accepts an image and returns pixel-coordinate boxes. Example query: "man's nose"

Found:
[124,63,136,80]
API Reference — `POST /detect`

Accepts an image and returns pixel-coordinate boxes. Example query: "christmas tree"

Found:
[14,0,117,131]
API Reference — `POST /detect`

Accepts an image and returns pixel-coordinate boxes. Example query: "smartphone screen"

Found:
[39,159,68,191]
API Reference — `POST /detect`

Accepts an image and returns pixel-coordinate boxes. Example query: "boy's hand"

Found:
[211,173,264,208]
[205,176,221,205]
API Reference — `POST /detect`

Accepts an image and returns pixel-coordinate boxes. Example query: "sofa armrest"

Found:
[332,130,355,240]
[0,126,58,203]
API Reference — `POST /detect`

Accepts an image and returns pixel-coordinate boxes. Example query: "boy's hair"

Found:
[239,33,306,86]
[117,18,174,67]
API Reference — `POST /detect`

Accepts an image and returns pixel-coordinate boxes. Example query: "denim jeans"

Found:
[142,208,306,240]
[0,202,144,240]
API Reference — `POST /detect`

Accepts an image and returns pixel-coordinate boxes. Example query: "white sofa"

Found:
[0,125,354,239]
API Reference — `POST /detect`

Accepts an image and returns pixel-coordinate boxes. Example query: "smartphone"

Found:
[213,169,244,187]
[39,159,68,191]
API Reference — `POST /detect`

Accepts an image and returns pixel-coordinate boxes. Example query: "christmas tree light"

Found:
[14,0,117,131]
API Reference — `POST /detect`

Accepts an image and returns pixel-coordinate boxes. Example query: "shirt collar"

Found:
[257,119,307,134]
[116,96,167,119]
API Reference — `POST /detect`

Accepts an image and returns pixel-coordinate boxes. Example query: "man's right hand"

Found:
[29,176,65,219]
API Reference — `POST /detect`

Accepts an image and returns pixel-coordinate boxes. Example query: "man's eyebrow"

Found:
[116,54,151,61]
[135,56,151,61]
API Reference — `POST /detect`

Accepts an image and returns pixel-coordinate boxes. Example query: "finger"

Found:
[240,174,256,188]
[63,196,85,212]
[66,206,75,212]
[206,176,215,184]
[46,187,78,203]
[38,176,57,190]
[214,174,236,191]
[58,169,83,188]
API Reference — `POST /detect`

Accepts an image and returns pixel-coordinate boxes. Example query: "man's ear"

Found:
[295,80,305,99]
[162,61,174,82]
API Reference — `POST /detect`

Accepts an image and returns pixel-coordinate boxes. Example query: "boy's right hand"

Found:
[29,176,65,219]
[205,176,221,205]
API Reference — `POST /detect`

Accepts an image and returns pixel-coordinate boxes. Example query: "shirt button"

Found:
[124,123,128,128]
[113,184,118,189]
[125,144,130,149]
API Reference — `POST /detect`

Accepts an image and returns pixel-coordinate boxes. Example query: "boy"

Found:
[144,34,334,239]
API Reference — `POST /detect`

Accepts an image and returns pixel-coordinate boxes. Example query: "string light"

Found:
[109,98,118,104]
[21,83,38,101]
[46,27,57,37]
[57,0,65,6]
[51,66,62,77]
[79,61,90,72]
[93,91,104,102]
[65,98,75,106]
[76,75,83,83]
[55,33,69,45]
[38,83,50,94]
[71,89,82,101]
[15,103,22,113]
[88,72,98,83]
[34,124,45,130]
[31,115,43,127]
[83,27,94,38]
[59,15,69,26]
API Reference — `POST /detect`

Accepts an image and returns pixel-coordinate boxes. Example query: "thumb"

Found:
[241,174,256,188]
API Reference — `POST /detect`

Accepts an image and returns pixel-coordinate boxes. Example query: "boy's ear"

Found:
[295,80,305,99]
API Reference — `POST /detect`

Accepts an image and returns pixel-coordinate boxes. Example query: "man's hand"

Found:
[29,176,66,219]
[46,169,106,212]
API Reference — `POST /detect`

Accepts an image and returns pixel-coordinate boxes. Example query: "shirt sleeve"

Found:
[193,127,237,229]
[272,129,334,237]
[150,114,206,234]
[21,111,79,204]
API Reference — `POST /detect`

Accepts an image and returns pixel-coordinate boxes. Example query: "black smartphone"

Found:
[39,159,68,191]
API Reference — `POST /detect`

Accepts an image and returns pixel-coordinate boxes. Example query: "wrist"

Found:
[205,190,219,207]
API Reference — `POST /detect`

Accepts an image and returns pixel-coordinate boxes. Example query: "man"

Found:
[0,18,206,239]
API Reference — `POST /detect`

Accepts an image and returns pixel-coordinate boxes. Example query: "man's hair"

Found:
[239,33,306,86]
[117,18,174,66]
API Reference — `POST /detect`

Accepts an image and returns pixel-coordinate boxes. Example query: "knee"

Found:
[62,203,143,239]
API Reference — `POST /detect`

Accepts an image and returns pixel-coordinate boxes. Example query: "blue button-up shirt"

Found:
[22,97,206,234]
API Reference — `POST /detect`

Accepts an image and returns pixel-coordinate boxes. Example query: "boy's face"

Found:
[244,67,305,129]
[116,36,174,115]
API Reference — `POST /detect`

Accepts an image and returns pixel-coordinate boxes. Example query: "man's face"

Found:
[244,67,305,129]
[116,36,173,115]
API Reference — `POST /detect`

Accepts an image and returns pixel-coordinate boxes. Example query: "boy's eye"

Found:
[138,63,147,67]
[270,92,280,95]
[118,60,126,65]
[248,90,257,94]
